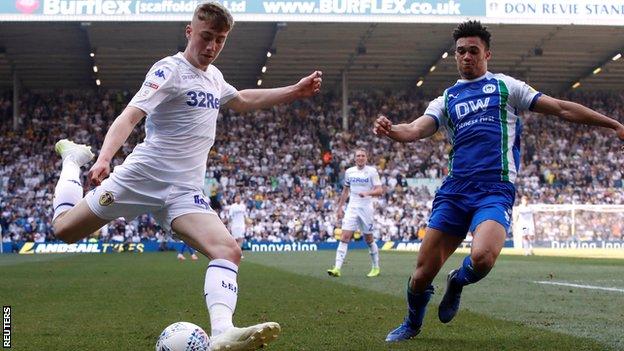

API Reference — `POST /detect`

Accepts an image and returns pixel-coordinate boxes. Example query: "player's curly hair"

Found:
[453,20,491,49]
[194,2,234,32]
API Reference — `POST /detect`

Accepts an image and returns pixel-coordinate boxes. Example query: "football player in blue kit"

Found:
[374,20,624,342]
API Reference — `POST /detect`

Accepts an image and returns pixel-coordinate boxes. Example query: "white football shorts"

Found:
[341,206,375,234]
[85,174,217,230]
[230,225,245,239]
[518,221,535,236]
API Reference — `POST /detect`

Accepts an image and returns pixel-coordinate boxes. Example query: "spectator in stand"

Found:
[1,90,623,244]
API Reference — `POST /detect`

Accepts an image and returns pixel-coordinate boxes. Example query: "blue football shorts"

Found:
[427,178,515,238]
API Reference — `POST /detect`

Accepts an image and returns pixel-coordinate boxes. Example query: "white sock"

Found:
[205,259,238,336]
[209,304,234,337]
[368,241,380,269]
[334,241,348,269]
[52,159,83,221]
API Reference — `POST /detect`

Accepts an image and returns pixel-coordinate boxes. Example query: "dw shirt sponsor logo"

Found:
[455,97,490,119]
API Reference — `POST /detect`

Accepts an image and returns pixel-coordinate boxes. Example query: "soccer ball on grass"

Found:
[155,321,210,351]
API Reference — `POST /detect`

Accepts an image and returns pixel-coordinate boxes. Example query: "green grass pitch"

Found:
[1,250,622,350]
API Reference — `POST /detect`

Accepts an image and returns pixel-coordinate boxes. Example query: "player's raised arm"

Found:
[532,94,624,140]
[88,106,146,185]
[373,114,438,142]
[225,71,322,113]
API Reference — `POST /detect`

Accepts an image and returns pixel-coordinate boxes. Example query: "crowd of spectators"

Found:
[1,89,623,246]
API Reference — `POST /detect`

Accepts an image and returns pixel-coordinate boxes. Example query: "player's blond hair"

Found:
[193,2,234,32]
[354,148,368,156]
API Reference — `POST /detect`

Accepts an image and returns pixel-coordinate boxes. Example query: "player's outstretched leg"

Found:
[205,259,281,350]
[386,282,434,342]
[174,214,281,351]
[52,139,94,222]
[438,255,486,323]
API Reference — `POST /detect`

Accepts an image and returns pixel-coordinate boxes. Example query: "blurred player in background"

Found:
[227,194,247,249]
[50,2,322,350]
[375,20,624,342]
[515,196,535,256]
[327,149,383,278]
[177,242,199,261]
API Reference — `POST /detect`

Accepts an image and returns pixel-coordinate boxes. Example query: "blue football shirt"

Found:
[425,71,541,183]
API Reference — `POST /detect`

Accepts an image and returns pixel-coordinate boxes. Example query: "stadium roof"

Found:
[1,22,624,94]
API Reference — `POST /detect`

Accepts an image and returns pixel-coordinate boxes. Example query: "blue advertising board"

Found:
[1,239,521,254]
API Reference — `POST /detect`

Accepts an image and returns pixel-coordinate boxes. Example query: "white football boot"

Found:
[210,322,281,351]
[54,139,94,167]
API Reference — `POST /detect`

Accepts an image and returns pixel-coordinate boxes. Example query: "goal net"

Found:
[512,204,624,248]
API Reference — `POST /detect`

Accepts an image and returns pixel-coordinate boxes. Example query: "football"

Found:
[155,322,210,351]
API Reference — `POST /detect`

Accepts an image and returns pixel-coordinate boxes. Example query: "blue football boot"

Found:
[385,317,421,342]
[438,269,463,323]
[386,283,434,342]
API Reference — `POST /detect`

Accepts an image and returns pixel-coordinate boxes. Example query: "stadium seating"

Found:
[0,90,622,244]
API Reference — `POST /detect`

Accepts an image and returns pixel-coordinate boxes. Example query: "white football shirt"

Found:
[117,52,238,189]
[344,165,381,208]
[228,203,247,228]
[516,205,535,224]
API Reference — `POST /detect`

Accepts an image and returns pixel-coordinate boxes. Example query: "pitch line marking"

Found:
[534,281,624,293]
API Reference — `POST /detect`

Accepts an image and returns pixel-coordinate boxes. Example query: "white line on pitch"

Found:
[534,281,624,293]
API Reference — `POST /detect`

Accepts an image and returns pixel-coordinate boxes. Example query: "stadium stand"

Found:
[0,90,622,246]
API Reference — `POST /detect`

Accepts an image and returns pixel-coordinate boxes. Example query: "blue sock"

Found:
[406,281,434,328]
[453,255,487,288]
[179,244,190,255]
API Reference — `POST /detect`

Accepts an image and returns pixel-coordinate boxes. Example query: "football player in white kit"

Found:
[50,3,322,350]
[515,196,535,256]
[327,149,383,278]
[227,195,247,248]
